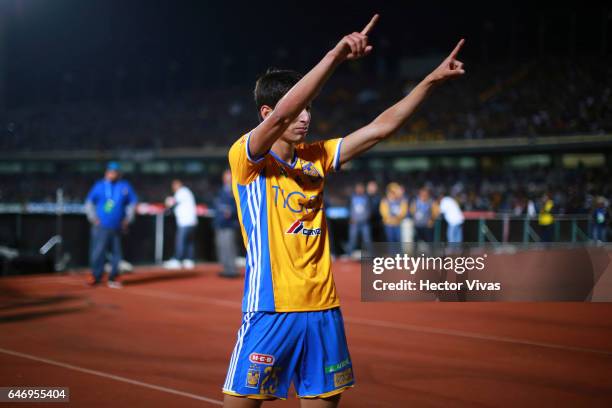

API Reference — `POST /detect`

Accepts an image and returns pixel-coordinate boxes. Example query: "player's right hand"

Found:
[332,14,379,61]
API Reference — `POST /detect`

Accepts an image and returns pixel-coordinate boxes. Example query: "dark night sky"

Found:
[1,1,610,107]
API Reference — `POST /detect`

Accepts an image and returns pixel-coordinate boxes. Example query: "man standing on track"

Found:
[380,182,408,242]
[438,193,464,244]
[85,162,137,288]
[222,14,465,407]
[214,170,239,278]
[345,182,372,257]
[164,179,198,270]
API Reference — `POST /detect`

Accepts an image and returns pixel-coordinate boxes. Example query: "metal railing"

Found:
[432,214,593,245]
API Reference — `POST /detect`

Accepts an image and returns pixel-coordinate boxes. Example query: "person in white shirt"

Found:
[438,194,464,243]
[164,179,198,269]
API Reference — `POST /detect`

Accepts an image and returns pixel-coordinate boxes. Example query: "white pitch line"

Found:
[121,287,612,356]
[24,275,612,357]
[127,288,238,308]
[0,347,223,406]
[343,317,612,357]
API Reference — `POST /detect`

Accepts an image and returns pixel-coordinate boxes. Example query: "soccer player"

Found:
[223,15,465,407]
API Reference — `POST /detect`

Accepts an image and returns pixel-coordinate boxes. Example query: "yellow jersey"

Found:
[228,132,343,312]
[538,199,554,226]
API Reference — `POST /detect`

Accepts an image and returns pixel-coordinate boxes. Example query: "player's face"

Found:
[281,107,311,144]
[105,170,119,181]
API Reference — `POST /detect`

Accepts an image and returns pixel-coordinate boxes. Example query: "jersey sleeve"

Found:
[310,138,343,175]
[228,132,267,185]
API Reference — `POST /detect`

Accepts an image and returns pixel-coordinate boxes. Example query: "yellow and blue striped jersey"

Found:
[228,132,343,312]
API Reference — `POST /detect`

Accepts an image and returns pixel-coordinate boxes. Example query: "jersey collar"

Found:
[269,150,298,169]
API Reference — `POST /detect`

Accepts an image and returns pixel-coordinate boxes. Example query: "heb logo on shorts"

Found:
[286,220,321,236]
[249,352,275,365]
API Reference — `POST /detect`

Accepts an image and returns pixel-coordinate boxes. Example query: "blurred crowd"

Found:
[1,163,609,218]
[1,57,611,152]
[338,177,610,248]
[326,163,610,216]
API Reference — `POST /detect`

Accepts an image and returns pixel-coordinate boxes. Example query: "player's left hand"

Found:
[427,39,466,83]
[332,14,379,61]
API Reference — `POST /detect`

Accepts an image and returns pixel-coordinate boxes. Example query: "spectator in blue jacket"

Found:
[85,162,137,288]
[345,182,372,256]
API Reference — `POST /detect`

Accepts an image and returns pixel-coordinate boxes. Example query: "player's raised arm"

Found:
[247,14,379,159]
[338,39,466,165]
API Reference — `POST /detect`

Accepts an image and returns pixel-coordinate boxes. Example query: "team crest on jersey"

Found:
[286,221,321,236]
[249,353,275,365]
[302,162,321,179]
[245,365,261,388]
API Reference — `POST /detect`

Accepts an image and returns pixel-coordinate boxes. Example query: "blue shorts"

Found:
[222,307,354,400]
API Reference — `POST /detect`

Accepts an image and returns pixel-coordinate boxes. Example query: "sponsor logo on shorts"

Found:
[245,365,261,389]
[333,367,353,388]
[249,352,275,365]
[325,358,351,374]
[286,220,321,236]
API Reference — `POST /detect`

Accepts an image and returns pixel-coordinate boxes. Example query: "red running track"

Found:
[1,261,611,407]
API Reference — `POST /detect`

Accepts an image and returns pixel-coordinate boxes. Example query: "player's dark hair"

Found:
[254,69,303,121]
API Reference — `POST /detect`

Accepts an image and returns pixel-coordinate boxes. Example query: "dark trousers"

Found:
[346,221,372,254]
[175,226,196,261]
[540,224,553,243]
[91,226,122,282]
[384,225,402,242]
[415,226,433,243]
[592,224,607,242]
[215,228,238,276]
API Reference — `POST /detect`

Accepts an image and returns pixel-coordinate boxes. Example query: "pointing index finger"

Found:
[361,14,380,36]
[449,38,465,59]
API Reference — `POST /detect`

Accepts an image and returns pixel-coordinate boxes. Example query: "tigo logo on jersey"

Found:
[286,221,321,236]
[249,353,275,365]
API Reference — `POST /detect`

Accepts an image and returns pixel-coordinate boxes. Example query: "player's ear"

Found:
[259,105,273,121]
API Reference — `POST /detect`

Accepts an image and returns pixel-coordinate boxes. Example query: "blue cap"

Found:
[106,161,121,171]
